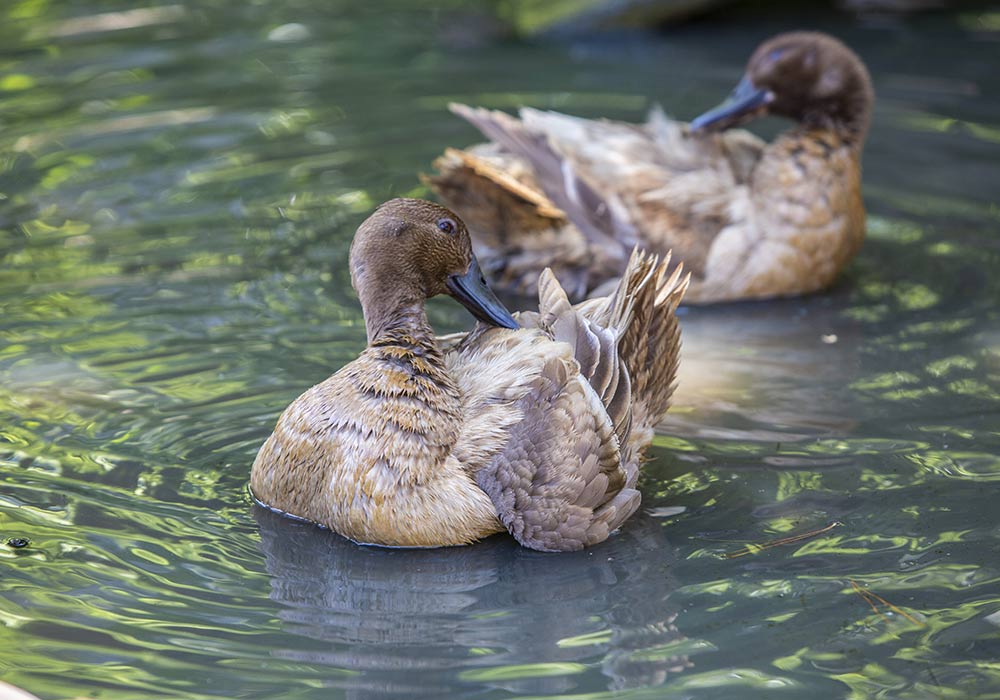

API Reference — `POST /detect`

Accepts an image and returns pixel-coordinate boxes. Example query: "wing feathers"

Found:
[474,252,687,551]
[450,103,632,263]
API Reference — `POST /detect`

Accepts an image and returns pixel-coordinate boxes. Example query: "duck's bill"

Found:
[690,76,773,133]
[447,257,519,330]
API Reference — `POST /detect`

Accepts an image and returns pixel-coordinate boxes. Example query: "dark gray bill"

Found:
[446,257,519,329]
[690,76,773,133]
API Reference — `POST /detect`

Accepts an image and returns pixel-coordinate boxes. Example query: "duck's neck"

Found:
[798,107,870,148]
[357,275,463,407]
[360,288,464,475]
[359,287,460,410]
[799,82,873,148]
[360,283,434,347]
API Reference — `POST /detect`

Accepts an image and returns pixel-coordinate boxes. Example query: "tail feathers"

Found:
[595,248,660,331]
[618,251,689,480]
[591,249,687,484]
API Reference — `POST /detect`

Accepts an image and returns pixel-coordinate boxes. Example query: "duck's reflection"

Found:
[255,506,690,697]
[666,295,861,443]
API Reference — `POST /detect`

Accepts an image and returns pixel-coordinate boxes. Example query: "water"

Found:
[2,2,1000,698]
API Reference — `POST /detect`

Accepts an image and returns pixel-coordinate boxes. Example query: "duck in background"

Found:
[427,31,873,304]
[250,199,688,552]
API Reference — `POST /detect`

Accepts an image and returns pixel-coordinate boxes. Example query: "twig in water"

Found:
[850,579,925,627]
[724,521,842,559]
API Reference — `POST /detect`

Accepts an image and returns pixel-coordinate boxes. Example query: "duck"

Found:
[250,198,688,552]
[426,31,873,304]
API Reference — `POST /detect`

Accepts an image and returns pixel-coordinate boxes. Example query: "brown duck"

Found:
[427,31,873,303]
[250,198,688,552]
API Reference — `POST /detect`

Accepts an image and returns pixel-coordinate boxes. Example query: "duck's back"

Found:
[431,104,764,300]
[519,106,767,277]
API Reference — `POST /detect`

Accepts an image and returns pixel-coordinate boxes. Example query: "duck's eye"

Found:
[437,217,457,235]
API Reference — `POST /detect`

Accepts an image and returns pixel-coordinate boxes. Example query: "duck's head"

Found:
[691,32,873,139]
[350,198,518,341]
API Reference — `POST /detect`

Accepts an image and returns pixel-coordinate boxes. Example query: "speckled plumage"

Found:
[250,199,688,552]
[426,31,872,304]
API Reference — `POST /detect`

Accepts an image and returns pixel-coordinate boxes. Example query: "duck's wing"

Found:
[428,145,565,222]
[448,282,641,552]
[519,106,768,279]
[449,251,688,551]
[449,104,634,264]
[476,347,639,552]
[643,105,766,183]
[425,146,594,299]
[447,104,769,283]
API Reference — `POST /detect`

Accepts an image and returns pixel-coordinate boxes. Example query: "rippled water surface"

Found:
[2,2,1000,698]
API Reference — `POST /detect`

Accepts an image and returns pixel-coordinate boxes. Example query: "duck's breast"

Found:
[251,349,503,548]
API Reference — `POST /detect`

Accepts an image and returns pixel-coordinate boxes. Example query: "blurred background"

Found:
[1,1,999,699]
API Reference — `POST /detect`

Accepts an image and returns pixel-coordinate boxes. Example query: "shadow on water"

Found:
[254,507,689,697]
[669,291,863,443]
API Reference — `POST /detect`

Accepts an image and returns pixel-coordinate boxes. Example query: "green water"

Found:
[2,2,1000,698]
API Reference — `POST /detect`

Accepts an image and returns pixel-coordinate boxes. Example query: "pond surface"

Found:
[2,2,1000,698]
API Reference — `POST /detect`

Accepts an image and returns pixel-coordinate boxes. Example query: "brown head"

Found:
[691,31,873,142]
[350,198,518,342]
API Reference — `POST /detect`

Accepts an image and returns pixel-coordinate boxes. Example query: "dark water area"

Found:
[2,2,1000,698]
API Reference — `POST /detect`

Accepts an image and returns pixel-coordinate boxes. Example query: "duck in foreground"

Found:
[427,31,873,304]
[250,198,688,552]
